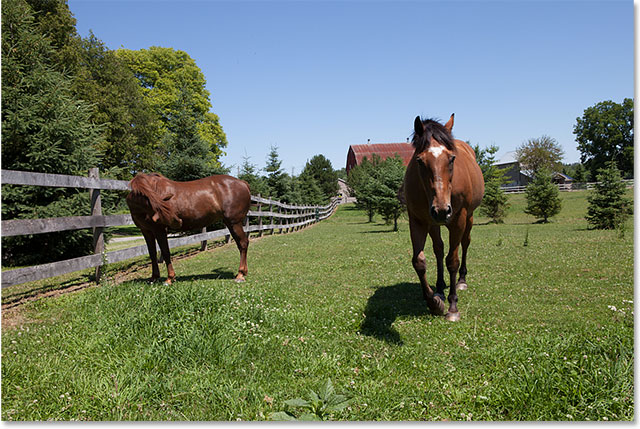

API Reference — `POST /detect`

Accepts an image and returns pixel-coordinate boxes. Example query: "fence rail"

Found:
[1,169,341,288]
[501,179,634,194]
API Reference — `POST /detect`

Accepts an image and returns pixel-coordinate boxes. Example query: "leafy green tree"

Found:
[585,161,632,230]
[1,0,103,265]
[116,46,227,169]
[516,135,564,178]
[73,33,158,176]
[301,155,338,201]
[574,98,634,179]
[264,145,288,199]
[524,168,562,223]
[472,143,510,223]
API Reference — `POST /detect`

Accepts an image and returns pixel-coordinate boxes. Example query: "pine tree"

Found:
[586,161,632,230]
[157,89,224,181]
[374,155,406,231]
[301,155,338,201]
[1,0,104,266]
[264,145,288,200]
[238,155,267,196]
[524,168,562,223]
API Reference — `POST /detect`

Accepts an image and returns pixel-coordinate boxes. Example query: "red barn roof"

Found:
[346,143,415,174]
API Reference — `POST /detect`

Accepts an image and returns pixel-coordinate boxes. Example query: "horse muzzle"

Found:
[430,204,452,224]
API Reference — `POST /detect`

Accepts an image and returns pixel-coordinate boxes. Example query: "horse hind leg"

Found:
[141,229,161,282]
[155,231,176,285]
[226,220,249,283]
[456,216,474,291]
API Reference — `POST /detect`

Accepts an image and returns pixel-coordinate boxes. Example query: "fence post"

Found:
[200,226,207,251]
[258,195,264,237]
[89,168,104,283]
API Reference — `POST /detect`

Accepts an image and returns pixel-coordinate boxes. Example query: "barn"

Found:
[345,142,415,174]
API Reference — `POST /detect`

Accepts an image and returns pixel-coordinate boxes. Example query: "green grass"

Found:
[2,191,633,421]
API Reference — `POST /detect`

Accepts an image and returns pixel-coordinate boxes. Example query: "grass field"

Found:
[1,191,634,421]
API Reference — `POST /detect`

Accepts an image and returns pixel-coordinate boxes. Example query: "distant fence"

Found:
[501,179,634,194]
[1,169,342,288]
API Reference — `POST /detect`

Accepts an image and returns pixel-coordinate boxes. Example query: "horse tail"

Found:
[128,173,182,229]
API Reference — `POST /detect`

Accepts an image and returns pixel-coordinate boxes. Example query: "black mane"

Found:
[412,118,455,152]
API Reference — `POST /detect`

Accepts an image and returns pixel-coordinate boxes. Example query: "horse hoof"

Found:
[234,276,246,283]
[457,282,468,291]
[445,311,461,322]
[429,295,446,316]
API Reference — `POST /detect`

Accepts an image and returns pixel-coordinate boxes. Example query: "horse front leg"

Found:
[141,229,160,282]
[409,218,445,316]
[155,231,175,285]
[444,213,467,322]
[428,225,447,301]
[456,215,474,291]
[225,220,249,283]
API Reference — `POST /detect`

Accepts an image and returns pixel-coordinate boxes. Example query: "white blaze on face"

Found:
[429,145,446,159]
[429,144,446,192]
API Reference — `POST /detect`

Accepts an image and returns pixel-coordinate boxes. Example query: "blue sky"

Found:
[68,0,633,175]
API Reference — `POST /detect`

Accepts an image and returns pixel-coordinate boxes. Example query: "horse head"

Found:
[127,173,182,229]
[412,114,457,225]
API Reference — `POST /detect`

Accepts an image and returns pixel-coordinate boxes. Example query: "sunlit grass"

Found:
[2,190,633,421]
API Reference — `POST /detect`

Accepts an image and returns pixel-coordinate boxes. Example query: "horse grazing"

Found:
[403,114,484,321]
[126,173,251,284]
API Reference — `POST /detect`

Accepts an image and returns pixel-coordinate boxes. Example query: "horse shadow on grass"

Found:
[175,268,237,283]
[360,282,433,345]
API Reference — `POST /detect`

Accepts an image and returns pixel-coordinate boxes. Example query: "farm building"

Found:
[346,142,414,174]
[494,151,574,187]
[493,151,531,187]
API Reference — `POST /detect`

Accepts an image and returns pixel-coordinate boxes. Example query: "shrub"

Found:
[524,168,561,222]
[585,161,632,230]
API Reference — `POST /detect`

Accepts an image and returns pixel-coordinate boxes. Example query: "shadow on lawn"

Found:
[175,268,237,282]
[360,282,432,345]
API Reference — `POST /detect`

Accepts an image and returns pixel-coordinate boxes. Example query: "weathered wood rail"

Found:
[501,179,634,194]
[1,169,341,288]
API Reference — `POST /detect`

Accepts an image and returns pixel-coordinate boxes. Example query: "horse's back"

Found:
[453,140,484,212]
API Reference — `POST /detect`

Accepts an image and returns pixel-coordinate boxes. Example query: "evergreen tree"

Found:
[158,88,224,181]
[346,155,380,222]
[301,155,339,201]
[374,155,406,231]
[1,0,103,265]
[585,161,632,230]
[238,155,267,196]
[472,143,510,223]
[297,171,325,206]
[524,168,562,223]
[264,145,288,199]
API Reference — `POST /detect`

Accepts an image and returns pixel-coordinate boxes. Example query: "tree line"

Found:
[347,95,632,233]
[0,0,339,266]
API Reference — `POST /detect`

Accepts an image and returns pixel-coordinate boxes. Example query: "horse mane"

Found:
[412,118,455,152]
[128,173,180,227]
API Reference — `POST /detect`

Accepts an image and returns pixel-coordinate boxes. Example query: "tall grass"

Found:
[1,191,633,421]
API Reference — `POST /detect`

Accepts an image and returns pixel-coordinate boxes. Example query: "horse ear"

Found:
[414,116,424,136]
[444,113,455,132]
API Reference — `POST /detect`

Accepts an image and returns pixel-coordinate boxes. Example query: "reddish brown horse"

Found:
[403,114,484,321]
[126,173,251,284]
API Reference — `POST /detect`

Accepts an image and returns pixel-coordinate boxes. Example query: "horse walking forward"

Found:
[126,173,251,284]
[403,114,484,321]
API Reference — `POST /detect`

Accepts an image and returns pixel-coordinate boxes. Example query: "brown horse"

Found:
[403,114,484,321]
[126,173,251,284]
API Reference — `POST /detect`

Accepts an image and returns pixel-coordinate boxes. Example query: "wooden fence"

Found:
[501,179,634,194]
[1,169,341,288]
